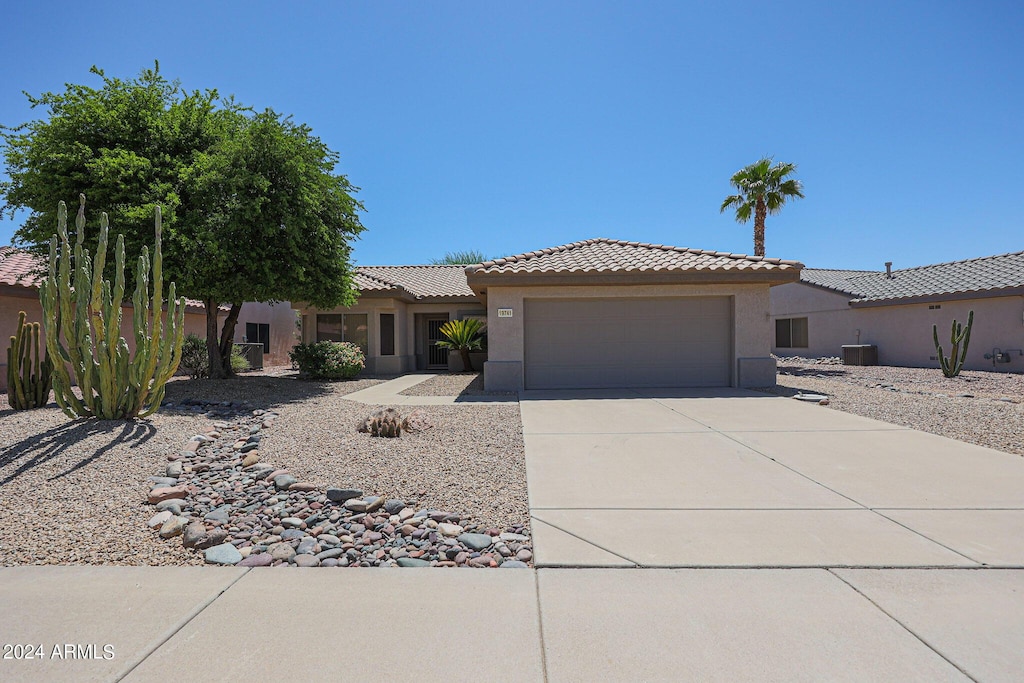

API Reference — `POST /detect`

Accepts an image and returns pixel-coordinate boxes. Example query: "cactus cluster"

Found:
[39,195,186,419]
[933,310,974,378]
[6,311,53,410]
[358,408,403,438]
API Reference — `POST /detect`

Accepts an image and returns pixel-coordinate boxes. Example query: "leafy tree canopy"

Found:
[720,157,803,257]
[1,63,365,377]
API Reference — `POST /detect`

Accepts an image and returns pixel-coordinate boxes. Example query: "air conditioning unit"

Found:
[841,344,878,366]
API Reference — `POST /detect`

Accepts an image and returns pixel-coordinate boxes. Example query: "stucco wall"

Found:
[232,301,299,367]
[1,286,211,392]
[296,298,485,375]
[483,283,773,390]
[771,283,1024,372]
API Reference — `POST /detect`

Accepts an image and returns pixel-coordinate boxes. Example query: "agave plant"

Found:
[436,318,484,372]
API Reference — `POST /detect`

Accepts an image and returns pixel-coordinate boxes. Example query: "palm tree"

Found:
[720,158,804,257]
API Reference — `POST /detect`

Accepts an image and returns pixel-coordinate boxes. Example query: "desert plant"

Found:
[358,408,403,437]
[289,340,365,379]
[230,345,251,373]
[6,311,52,410]
[181,333,208,379]
[436,318,484,372]
[39,195,185,419]
[933,310,974,378]
[721,157,804,257]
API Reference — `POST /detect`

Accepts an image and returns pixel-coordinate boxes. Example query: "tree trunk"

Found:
[205,301,242,379]
[206,300,225,379]
[754,197,767,257]
[459,347,472,373]
[218,303,242,378]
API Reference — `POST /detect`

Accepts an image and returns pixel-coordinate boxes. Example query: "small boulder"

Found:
[204,543,243,565]
[273,474,298,491]
[159,516,188,539]
[327,488,363,503]
[148,485,187,504]
[241,452,260,468]
[401,409,433,434]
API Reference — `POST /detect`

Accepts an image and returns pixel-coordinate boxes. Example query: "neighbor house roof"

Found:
[0,246,215,314]
[464,238,802,292]
[800,251,1024,306]
[354,265,477,300]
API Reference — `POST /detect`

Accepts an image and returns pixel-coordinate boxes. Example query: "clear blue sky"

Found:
[2,1,1022,270]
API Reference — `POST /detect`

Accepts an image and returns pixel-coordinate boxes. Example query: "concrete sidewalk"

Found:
[342,373,517,405]
[3,565,1022,682]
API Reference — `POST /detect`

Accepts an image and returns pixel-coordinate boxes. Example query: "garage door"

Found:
[523,297,732,389]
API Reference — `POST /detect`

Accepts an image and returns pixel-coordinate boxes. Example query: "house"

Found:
[296,238,802,391]
[0,247,297,390]
[769,251,1024,372]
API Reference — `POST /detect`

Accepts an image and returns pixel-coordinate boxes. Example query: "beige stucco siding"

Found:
[1,287,211,392]
[233,301,299,366]
[296,298,484,374]
[484,283,773,390]
[771,283,1024,372]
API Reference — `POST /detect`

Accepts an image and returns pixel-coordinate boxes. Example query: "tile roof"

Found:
[466,238,803,275]
[800,251,1024,303]
[0,246,214,312]
[355,265,476,299]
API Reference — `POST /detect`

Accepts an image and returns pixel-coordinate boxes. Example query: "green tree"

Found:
[430,250,488,265]
[719,157,804,257]
[1,64,365,378]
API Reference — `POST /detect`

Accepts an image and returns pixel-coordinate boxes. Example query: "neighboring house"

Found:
[297,238,802,391]
[0,246,297,390]
[770,251,1024,372]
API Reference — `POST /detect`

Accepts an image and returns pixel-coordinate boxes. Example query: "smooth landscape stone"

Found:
[273,474,298,491]
[166,461,183,478]
[280,529,306,541]
[281,517,304,529]
[239,442,259,453]
[364,496,385,513]
[516,549,533,562]
[183,523,229,550]
[500,560,529,568]
[321,558,339,567]
[396,557,431,567]
[316,548,345,560]
[288,482,318,492]
[190,434,212,443]
[384,499,406,515]
[149,486,188,504]
[318,534,341,546]
[344,499,370,513]
[241,452,259,468]
[204,505,233,524]
[458,533,494,551]
[500,532,530,543]
[148,511,173,529]
[204,543,243,565]
[148,477,179,487]
[296,538,317,555]
[238,553,273,567]
[293,554,320,567]
[438,523,464,537]
[269,542,296,562]
[154,499,183,515]
[159,516,188,539]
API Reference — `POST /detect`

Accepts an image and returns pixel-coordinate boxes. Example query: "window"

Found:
[775,317,808,348]
[245,322,270,354]
[317,313,368,354]
[380,313,395,356]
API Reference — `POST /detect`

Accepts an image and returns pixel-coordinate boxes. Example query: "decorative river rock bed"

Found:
[146,398,533,568]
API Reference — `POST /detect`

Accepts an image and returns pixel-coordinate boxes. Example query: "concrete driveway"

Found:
[520,387,1024,568]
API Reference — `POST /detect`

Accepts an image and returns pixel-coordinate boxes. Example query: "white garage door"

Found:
[523,297,732,389]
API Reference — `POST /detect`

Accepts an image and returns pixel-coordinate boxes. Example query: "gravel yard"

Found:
[760,358,1024,456]
[0,372,527,565]
[399,372,515,397]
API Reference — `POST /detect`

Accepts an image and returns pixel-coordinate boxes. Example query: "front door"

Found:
[426,317,450,369]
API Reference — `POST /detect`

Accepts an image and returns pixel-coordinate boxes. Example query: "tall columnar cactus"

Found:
[933,310,974,378]
[38,195,186,419]
[6,311,53,410]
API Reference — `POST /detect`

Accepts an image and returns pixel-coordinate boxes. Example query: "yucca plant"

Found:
[436,318,484,372]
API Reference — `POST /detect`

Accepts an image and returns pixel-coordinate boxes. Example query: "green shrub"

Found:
[231,345,251,373]
[290,341,365,379]
[181,333,208,379]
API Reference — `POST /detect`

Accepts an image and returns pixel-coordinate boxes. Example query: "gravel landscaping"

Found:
[399,372,516,397]
[760,357,1024,456]
[0,372,529,566]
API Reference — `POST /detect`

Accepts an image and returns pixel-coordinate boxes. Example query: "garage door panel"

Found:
[524,297,732,389]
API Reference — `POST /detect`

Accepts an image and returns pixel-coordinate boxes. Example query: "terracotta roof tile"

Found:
[466,238,803,276]
[0,246,215,312]
[801,251,1024,303]
[355,265,475,299]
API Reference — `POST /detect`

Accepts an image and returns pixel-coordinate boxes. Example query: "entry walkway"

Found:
[342,373,517,405]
